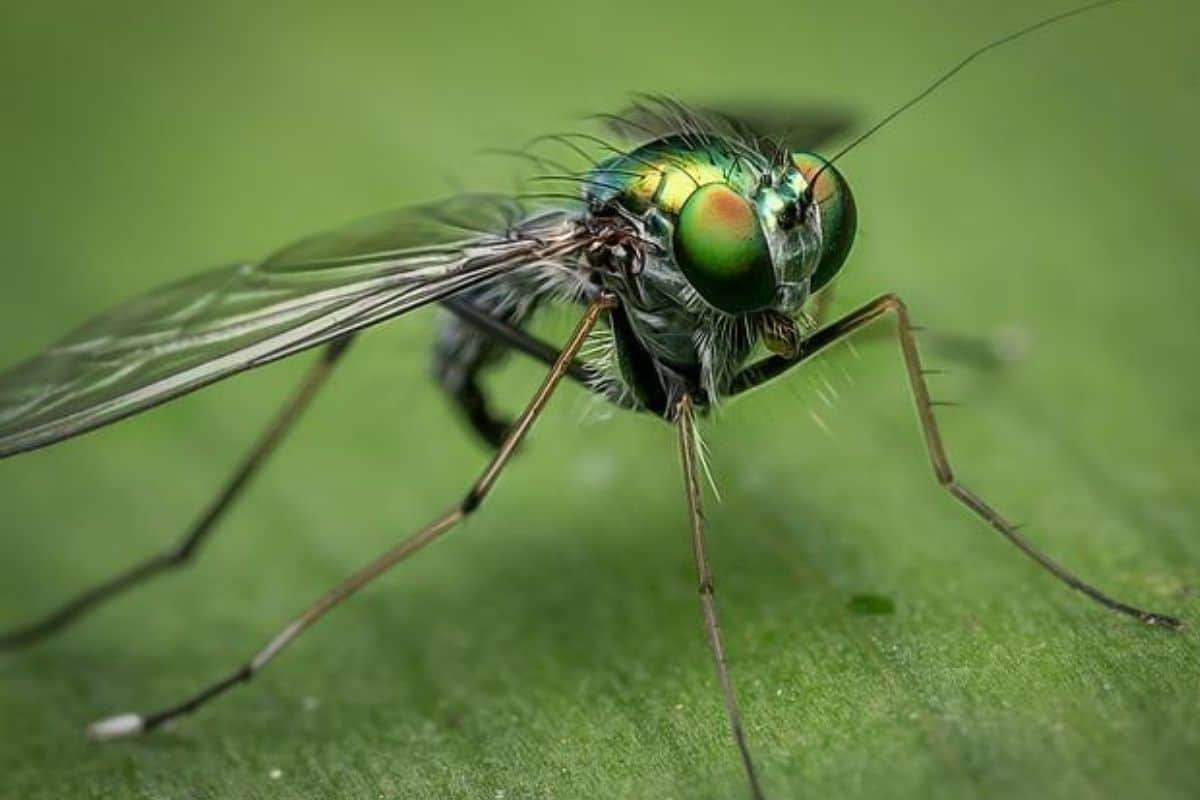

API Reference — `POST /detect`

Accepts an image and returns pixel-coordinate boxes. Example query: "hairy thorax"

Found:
[580,136,823,411]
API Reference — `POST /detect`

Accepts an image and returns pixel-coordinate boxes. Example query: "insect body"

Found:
[434,132,856,436]
[582,137,855,410]
[0,4,1183,799]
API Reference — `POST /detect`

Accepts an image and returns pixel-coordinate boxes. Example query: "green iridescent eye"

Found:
[791,152,857,293]
[672,183,776,314]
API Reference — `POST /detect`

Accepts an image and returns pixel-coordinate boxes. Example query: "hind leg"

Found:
[0,336,355,648]
[434,286,544,447]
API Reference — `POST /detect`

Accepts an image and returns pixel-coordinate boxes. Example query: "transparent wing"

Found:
[601,95,854,152]
[0,195,586,457]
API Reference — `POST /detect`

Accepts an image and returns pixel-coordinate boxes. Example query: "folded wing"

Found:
[0,196,584,457]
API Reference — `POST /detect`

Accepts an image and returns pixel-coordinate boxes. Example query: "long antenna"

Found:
[807,0,1127,191]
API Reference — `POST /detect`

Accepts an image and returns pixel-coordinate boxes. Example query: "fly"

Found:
[0,2,1182,799]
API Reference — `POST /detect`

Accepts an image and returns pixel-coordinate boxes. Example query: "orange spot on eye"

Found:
[699,186,753,232]
[794,155,843,202]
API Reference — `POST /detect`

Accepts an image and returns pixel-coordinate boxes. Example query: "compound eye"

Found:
[791,152,857,293]
[673,183,776,314]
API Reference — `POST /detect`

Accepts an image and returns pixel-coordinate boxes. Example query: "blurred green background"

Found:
[1,1,1197,798]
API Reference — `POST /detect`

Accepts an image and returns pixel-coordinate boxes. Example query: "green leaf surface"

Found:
[1,2,1197,798]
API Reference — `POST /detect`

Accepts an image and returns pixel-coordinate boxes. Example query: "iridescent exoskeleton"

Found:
[433,113,857,442]
[0,6,1184,797]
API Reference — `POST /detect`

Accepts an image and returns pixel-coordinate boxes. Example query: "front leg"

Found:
[731,294,1182,628]
[677,395,767,800]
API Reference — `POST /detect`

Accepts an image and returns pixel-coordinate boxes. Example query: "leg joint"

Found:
[167,539,205,565]
[934,465,956,487]
[460,487,484,514]
[879,292,905,313]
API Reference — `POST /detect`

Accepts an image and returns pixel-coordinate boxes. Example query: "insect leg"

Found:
[807,285,1017,371]
[86,293,616,741]
[0,336,356,651]
[677,395,767,800]
[442,297,596,384]
[730,294,1181,629]
[438,296,596,447]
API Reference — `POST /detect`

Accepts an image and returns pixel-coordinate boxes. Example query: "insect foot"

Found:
[1138,611,1184,629]
[87,712,144,741]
